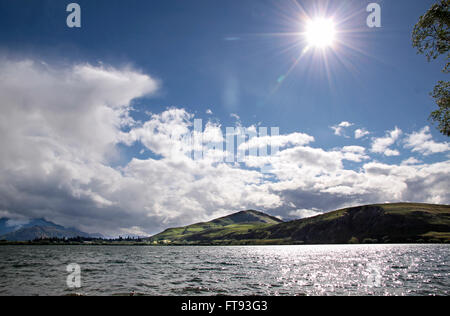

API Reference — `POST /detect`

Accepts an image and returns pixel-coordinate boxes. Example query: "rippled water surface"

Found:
[0,245,448,296]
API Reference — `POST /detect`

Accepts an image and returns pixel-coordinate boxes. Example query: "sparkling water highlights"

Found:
[0,245,448,296]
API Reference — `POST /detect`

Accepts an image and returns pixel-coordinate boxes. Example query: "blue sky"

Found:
[0,0,449,235]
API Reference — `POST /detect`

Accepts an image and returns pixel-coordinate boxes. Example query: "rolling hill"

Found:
[149,210,283,243]
[149,203,450,245]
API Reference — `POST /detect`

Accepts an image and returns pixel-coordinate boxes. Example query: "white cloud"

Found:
[240,132,314,152]
[331,121,354,137]
[355,128,370,139]
[371,127,402,156]
[342,146,366,154]
[340,146,370,162]
[401,157,422,166]
[206,109,213,115]
[230,113,240,121]
[119,226,152,237]
[123,108,194,158]
[289,208,323,219]
[404,126,450,156]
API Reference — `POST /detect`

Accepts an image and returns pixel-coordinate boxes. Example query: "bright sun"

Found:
[305,18,336,48]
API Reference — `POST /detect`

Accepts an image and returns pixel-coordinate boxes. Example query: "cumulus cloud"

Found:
[404,126,450,156]
[0,59,449,236]
[355,128,370,139]
[331,121,354,137]
[240,132,314,152]
[370,127,402,156]
[289,208,323,219]
[123,108,194,158]
[230,113,240,121]
[401,157,423,166]
[0,59,159,233]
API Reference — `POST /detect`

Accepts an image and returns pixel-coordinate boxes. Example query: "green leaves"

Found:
[430,81,450,136]
[412,0,450,136]
[412,0,450,64]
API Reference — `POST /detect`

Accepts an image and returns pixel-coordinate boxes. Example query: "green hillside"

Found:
[244,203,450,244]
[149,210,283,243]
[149,203,450,245]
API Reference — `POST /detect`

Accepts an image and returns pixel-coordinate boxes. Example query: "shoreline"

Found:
[1,241,449,246]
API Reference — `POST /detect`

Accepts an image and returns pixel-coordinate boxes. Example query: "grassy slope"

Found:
[150,203,450,245]
[149,210,282,243]
[243,203,450,244]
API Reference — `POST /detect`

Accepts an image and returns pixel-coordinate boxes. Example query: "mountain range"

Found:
[0,218,101,241]
[2,203,449,244]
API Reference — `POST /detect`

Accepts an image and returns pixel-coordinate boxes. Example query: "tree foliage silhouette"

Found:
[412,0,449,136]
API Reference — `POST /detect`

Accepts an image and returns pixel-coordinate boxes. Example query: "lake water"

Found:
[0,244,448,296]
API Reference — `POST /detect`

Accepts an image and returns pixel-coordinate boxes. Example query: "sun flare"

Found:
[305,18,336,48]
